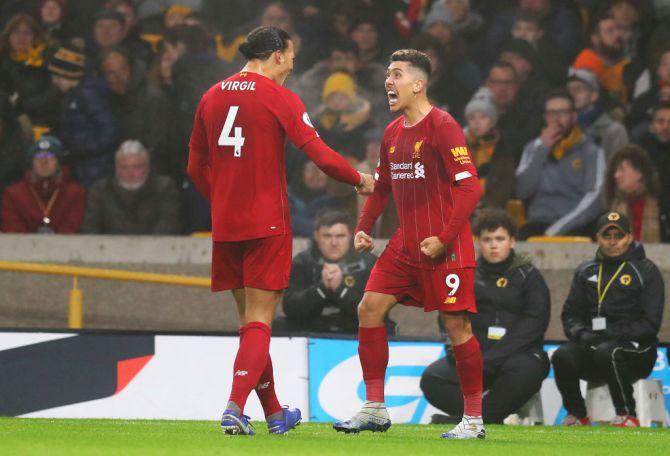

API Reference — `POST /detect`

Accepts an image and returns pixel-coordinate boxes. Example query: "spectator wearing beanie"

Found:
[464,96,516,209]
[49,42,120,187]
[567,68,628,160]
[1,135,86,233]
[315,71,372,162]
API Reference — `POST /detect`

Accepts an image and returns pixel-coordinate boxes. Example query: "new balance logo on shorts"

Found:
[234,370,248,377]
[257,381,271,390]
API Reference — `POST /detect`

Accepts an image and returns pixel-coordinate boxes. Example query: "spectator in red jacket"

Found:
[1,135,86,233]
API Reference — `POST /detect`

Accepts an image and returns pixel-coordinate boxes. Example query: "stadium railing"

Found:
[0,261,210,329]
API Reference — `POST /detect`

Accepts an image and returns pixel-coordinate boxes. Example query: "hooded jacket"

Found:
[562,242,664,346]
[473,251,551,372]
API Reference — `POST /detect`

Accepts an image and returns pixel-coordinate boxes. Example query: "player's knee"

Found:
[440,313,470,336]
[357,298,386,326]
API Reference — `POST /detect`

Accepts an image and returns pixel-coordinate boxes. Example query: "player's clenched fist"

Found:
[354,231,374,252]
[420,236,446,259]
[355,173,375,196]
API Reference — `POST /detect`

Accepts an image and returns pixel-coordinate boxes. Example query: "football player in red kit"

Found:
[187,26,374,436]
[333,49,485,439]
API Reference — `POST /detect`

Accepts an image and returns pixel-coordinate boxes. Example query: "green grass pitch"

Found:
[1,418,668,455]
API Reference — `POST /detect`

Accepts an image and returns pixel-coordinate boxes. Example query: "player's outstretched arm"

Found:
[302,138,366,188]
[355,172,375,196]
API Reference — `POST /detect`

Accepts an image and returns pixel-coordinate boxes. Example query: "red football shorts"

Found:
[211,234,292,291]
[365,249,476,313]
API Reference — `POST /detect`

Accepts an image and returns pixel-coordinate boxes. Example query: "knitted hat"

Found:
[423,2,451,30]
[568,67,599,92]
[322,72,357,101]
[464,96,498,124]
[28,135,63,161]
[48,43,85,79]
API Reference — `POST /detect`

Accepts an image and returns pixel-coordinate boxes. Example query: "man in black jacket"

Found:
[420,209,551,423]
[552,211,665,427]
[274,209,387,334]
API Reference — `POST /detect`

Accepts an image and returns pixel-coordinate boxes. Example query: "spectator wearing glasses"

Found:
[516,89,605,239]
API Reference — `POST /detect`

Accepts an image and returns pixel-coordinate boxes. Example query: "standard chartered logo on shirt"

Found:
[391,162,425,180]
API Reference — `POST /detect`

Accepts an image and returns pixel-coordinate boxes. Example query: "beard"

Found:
[598,41,624,60]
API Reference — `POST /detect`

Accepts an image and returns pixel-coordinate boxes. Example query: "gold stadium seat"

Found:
[505,199,525,228]
[526,236,592,243]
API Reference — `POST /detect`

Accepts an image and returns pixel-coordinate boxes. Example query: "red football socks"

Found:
[452,336,483,417]
[227,321,271,412]
[358,326,389,403]
[255,355,283,418]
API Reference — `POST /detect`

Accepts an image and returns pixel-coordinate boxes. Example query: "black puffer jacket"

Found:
[473,251,551,372]
[562,242,665,346]
[282,242,377,333]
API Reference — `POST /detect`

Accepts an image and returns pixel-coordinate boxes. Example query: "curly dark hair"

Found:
[472,208,518,238]
[603,144,660,204]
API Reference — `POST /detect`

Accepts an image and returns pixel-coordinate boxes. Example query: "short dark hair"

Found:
[652,101,670,119]
[472,208,518,239]
[590,13,615,37]
[390,49,431,78]
[239,26,291,61]
[488,60,518,80]
[164,24,213,53]
[315,209,352,231]
[544,88,575,110]
[329,39,358,57]
[514,11,542,26]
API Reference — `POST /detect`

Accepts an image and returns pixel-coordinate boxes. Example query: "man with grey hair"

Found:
[81,140,181,234]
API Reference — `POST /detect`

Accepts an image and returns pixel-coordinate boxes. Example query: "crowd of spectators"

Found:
[1,0,670,240]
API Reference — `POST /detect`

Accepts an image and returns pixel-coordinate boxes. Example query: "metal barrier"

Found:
[0,261,210,329]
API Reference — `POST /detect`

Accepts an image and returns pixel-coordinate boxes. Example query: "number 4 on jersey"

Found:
[218,106,245,157]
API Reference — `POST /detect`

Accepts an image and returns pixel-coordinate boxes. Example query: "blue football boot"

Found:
[333,401,391,434]
[220,409,255,435]
[267,406,302,435]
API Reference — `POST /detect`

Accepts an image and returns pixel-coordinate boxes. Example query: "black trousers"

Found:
[420,350,550,423]
[551,340,657,418]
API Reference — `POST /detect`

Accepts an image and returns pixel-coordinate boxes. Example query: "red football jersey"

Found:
[189,72,326,242]
[358,107,479,269]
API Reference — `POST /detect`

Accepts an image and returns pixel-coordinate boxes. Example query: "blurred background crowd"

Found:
[1,0,670,242]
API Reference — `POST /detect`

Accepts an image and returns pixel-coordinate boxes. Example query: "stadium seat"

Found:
[190,231,212,238]
[585,380,667,427]
[526,236,592,243]
[505,199,526,229]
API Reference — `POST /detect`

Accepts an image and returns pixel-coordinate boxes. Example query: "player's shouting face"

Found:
[385,61,425,113]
